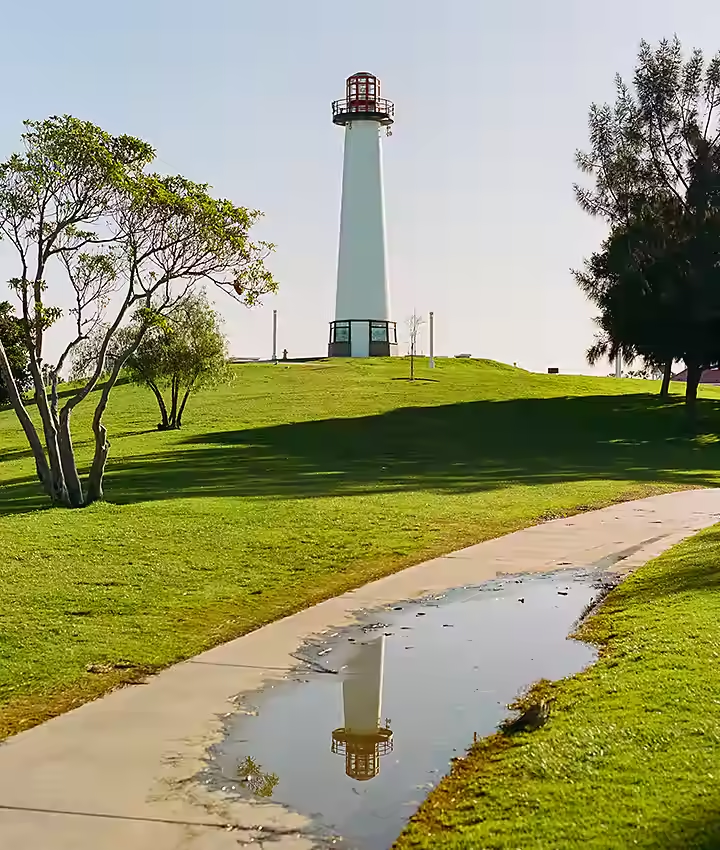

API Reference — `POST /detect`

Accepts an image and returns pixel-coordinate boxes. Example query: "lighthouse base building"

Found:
[329,73,397,358]
[328,319,398,358]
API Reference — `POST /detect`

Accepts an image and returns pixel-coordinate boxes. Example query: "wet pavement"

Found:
[202,569,610,849]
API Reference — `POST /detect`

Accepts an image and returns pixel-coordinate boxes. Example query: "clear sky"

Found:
[0,0,717,374]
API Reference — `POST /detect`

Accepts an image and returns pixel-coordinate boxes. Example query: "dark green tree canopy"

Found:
[575,38,720,410]
[0,301,30,405]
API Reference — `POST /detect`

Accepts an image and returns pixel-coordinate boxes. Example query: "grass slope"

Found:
[1,357,720,740]
[395,524,720,850]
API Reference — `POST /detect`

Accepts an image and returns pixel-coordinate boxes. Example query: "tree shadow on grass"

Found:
[0,447,36,463]
[2,393,720,515]
[653,809,720,849]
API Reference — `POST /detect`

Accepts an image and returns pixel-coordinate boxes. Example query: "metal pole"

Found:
[272,309,278,364]
[615,351,621,378]
[429,311,435,368]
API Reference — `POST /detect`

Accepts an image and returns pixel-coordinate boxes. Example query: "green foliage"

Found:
[0,113,276,507]
[236,756,280,798]
[1,358,720,740]
[575,38,720,410]
[0,302,30,404]
[575,195,684,371]
[124,292,231,429]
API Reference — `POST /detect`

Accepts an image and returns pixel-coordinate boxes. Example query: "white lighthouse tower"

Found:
[331,636,393,781]
[328,73,397,358]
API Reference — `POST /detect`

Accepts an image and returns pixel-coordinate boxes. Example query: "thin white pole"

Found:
[272,309,278,363]
[615,351,622,378]
[429,311,435,368]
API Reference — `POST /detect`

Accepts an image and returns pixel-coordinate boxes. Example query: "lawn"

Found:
[1,357,720,741]
[395,523,720,850]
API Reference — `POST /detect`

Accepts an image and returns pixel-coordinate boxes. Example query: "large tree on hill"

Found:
[574,37,720,412]
[0,301,30,405]
[0,115,276,507]
[575,195,685,399]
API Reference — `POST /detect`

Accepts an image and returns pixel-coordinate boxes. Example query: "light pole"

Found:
[272,309,278,364]
[615,351,622,378]
[429,311,435,368]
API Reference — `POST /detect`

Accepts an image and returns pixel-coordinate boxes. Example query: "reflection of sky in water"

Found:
[206,570,602,850]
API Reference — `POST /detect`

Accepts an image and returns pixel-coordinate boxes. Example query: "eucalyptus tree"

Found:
[0,115,276,506]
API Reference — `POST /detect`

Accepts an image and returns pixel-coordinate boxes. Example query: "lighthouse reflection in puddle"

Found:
[331,635,393,782]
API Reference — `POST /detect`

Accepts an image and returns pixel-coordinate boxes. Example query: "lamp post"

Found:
[429,311,435,368]
[272,309,278,364]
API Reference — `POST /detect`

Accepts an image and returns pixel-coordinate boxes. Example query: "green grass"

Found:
[395,524,720,850]
[1,357,720,740]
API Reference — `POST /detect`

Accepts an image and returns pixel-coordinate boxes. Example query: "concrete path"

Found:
[1,489,719,849]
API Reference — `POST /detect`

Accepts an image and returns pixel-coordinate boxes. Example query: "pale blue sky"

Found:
[0,0,717,373]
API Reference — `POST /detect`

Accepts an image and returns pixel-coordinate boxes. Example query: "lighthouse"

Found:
[328,73,398,358]
[331,636,393,781]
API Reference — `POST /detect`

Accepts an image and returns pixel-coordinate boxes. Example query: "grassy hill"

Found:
[1,357,720,739]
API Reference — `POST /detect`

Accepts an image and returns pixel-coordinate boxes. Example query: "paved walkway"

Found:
[1,489,719,849]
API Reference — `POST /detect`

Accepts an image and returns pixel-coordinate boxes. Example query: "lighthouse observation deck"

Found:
[332,72,394,126]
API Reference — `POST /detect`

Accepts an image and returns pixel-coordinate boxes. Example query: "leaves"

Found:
[122,291,231,429]
[576,38,720,407]
[575,38,720,223]
[0,113,277,505]
[0,302,30,403]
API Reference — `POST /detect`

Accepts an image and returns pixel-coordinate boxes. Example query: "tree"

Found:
[0,301,30,405]
[407,312,425,380]
[236,755,279,798]
[574,37,720,413]
[575,195,684,399]
[0,115,276,507]
[123,293,230,430]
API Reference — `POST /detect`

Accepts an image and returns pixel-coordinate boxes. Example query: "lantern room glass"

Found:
[347,74,379,111]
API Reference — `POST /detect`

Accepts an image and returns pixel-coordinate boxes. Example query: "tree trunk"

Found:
[86,419,110,505]
[0,339,53,496]
[27,357,70,505]
[82,324,149,506]
[175,378,197,428]
[147,380,169,430]
[659,360,673,399]
[50,369,60,427]
[58,407,84,507]
[169,376,179,428]
[685,361,702,417]
[85,359,126,505]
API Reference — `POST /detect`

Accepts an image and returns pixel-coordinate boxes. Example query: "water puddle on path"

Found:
[202,569,612,849]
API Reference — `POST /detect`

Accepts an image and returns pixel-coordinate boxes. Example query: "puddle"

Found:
[202,569,611,849]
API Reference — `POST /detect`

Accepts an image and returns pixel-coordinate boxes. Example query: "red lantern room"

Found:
[332,72,394,126]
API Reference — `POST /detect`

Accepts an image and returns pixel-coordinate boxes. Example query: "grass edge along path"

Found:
[0,485,674,742]
[395,524,720,850]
